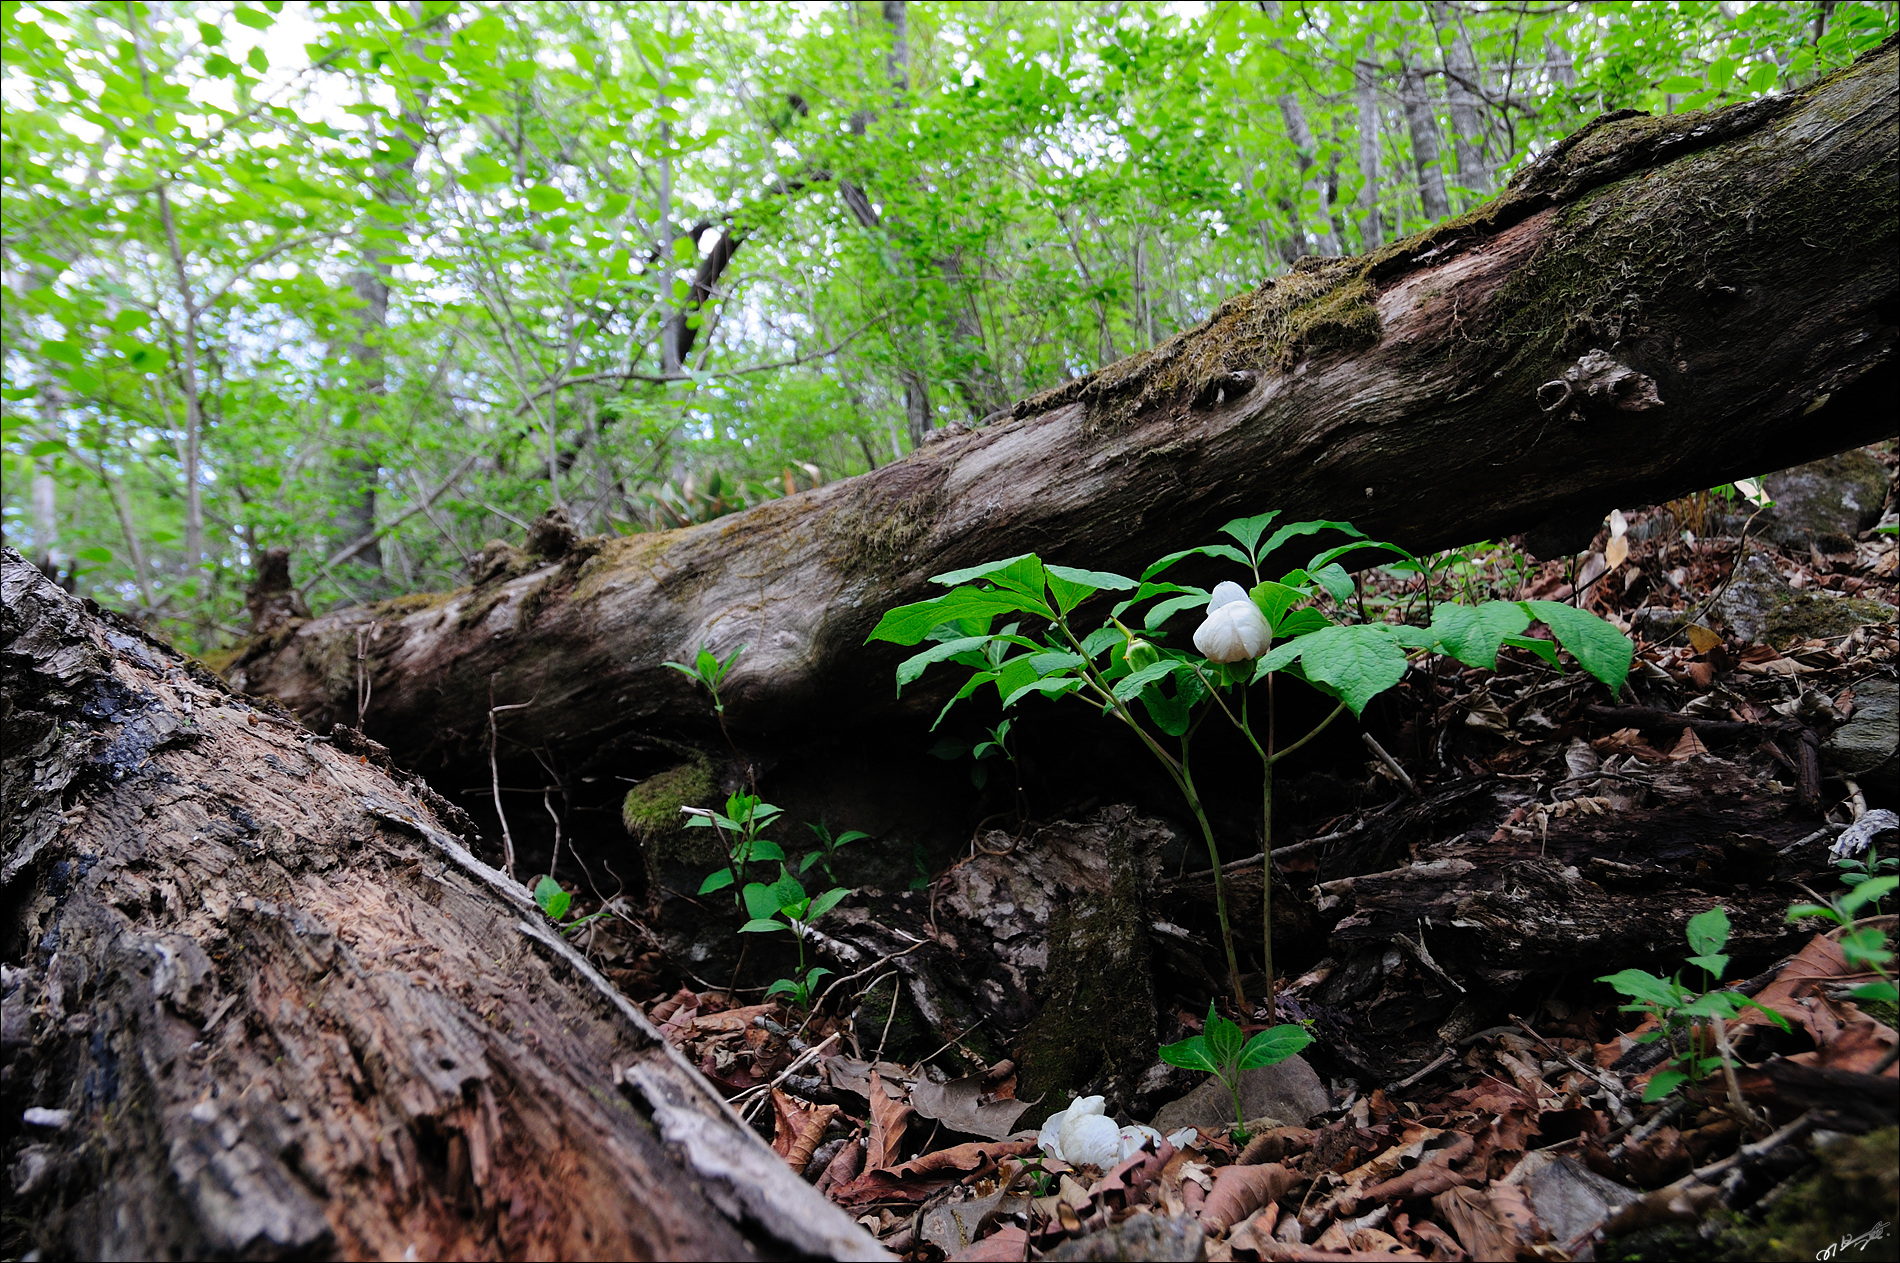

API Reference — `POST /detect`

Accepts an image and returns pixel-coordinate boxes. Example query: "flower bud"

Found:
[1125,637,1161,671]
[1193,583,1272,663]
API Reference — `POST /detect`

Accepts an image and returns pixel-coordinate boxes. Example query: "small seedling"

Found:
[1836,843,1898,915]
[665,642,745,750]
[739,867,852,1009]
[1598,906,1790,1102]
[1158,1003,1312,1143]
[1788,874,1899,1009]
[533,876,606,936]
[801,821,870,882]
[688,791,785,896]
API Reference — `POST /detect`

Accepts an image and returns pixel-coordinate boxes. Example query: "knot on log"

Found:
[1538,348,1664,416]
[1192,370,1259,410]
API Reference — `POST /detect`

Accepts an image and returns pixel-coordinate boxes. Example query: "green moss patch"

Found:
[622,752,724,881]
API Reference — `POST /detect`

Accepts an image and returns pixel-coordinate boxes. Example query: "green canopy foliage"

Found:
[3,0,1891,649]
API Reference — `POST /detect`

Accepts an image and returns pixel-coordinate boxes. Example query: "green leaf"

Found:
[75,545,112,564]
[806,887,851,920]
[768,869,807,911]
[1597,968,1682,1008]
[1111,658,1192,702]
[1311,563,1354,604]
[740,918,785,933]
[932,671,996,730]
[869,589,1050,646]
[1157,1034,1217,1074]
[1840,875,1898,917]
[1203,1005,1243,1069]
[896,635,1000,692]
[741,881,781,920]
[1144,592,1211,632]
[1260,518,1368,565]
[1685,953,1730,979]
[1249,581,1306,630]
[738,840,786,864]
[1237,1024,1313,1069]
[1848,980,1900,1005]
[1785,903,1843,923]
[697,868,734,895]
[525,185,568,212]
[1499,634,1564,669]
[232,6,274,30]
[1001,676,1083,709]
[533,875,569,919]
[1218,511,1280,554]
[1685,906,1730,958]
[765,977,800,996]
[1274,608,1331,639]
[1642,1070,1689,1102]
[1521,601,1633,692]
[1430,601,1531,670]
[1045,564,1137,612]
[1286,624,1408,716]
[1141,543,1251,581]
[931,553,1039,586]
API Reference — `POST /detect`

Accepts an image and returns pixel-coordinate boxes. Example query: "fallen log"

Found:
[0,551,885,1261]
[226,40,1897,788]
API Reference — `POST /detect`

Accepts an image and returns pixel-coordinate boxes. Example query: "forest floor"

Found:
[589,449,1899,1262]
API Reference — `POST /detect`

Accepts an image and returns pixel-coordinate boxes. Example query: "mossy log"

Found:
[0,552,885,1262]
[228,43,1895,788]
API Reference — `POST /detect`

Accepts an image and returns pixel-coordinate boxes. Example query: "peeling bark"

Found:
[229,43,1897,795]
[0,551,885,1262]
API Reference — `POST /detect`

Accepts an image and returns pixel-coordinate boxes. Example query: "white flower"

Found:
[1038,1096,1168,1167]
[1193,581,1271,663]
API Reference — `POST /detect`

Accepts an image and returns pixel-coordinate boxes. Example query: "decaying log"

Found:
[0,551,884,1261]
[225,42,1897,784]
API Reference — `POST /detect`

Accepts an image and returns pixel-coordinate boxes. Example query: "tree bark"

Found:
[1399,51,1453,223]
[228,43,1897,787]
[0,552,885,1261]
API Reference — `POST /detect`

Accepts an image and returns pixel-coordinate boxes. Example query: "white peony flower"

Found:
[1038,1096,1168,1167]
[1193,581,1271,663]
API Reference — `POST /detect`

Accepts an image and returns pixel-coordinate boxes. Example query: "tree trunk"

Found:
[228,43,1896,788]
[0,553,885,1262]
[1398,52,1453,223]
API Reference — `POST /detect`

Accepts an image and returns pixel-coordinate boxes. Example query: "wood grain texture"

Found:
[0,551,888,1262]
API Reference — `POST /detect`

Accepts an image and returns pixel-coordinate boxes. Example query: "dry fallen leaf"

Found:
[865,1071,914,1172]
[910,1071,1033,1141]
[1199,1162,1303,1233]
[770,1088,837,1170]
[1685,623,1723,654]
[1606,533,1630,571]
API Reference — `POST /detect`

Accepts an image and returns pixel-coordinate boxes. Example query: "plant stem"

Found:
[1178,727,1248,1010]
[1056,620,1247,1010]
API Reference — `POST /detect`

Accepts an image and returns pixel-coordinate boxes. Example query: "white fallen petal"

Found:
[22,1107,71,1129]
[1166,1127,1200,1149]
[1117,1123,1166,1161]
[1038,1095,1107,1160]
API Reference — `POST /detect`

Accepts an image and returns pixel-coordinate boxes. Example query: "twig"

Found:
[736,1031,844,1122]
[1362,732,1418,794]
[793,941,930,1041]
[300,451,481,594]
[1390,1049,1455,1091]
[486,680,535,882]
[1510,1017,1635,1125]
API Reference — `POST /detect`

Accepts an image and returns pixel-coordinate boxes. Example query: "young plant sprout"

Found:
[686,791,785,897]
[871,510,1633,1015]
[1158,1004,1313,1143]
[739,867,852,1009]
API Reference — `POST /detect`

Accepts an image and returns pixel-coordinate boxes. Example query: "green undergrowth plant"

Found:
[1597,906,1790,1102]
[741,867,852,1009]
[533,875,608,937]
[1788,872,1898,1012]
[801,821,869,883]
[665,642,745,749]
[1159,1003,1313,1143]
[687,791,785,897]
[871,510,1634,1012]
